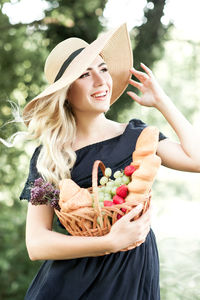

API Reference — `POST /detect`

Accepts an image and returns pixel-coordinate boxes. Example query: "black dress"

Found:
[19,119,166,300]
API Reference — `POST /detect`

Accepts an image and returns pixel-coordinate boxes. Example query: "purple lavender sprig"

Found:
[30,177,60,210]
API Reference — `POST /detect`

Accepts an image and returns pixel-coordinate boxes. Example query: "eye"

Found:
[101,67,108,72]
[79,72,90,79]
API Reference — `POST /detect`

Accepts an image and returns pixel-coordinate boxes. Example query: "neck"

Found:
[75,113,111,138]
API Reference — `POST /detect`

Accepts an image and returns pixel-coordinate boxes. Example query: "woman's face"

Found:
[67,55,113,115]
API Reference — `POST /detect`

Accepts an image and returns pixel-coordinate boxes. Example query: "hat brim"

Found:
[23,23,133,122]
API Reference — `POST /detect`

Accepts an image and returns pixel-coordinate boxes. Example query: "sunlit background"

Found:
[3,0,200,41]
[0,0,200,299]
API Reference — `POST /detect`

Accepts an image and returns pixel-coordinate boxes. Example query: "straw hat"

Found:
[23,23,133,123]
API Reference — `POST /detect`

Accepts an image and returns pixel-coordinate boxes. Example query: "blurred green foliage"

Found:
[159,238,200,300]
[0,201,41,299]
[0,0,200,299]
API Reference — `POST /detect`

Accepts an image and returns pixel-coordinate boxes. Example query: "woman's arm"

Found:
[127,63,200,172]
[26,202,150,260]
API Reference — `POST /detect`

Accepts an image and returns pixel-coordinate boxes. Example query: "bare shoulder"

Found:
[107,120,128,135]
[72,119,128,151]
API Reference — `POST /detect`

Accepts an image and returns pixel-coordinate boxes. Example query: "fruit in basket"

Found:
[113,195,125,204]
[111,186,117,195]
[58,127,161,214]
[105,167,112,177]
[100,176,108,185]
[116,185,128,198]
[122,175,131,184]
[97,165,133,207]
[104,200,114,207]
[113,170,123,178]
[124,165,136,176]
[55,126,161,242]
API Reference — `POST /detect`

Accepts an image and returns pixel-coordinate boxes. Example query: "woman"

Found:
[20,24,200,300]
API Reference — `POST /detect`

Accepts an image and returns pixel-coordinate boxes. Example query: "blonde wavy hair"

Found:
[24,86,77,188]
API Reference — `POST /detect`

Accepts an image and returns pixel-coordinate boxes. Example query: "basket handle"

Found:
[92,160,106,227]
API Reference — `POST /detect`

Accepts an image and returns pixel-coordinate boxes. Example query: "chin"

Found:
[104,106,110,113]
[97,104,110,113]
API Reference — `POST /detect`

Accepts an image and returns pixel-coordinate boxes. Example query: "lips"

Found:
[91,90,108,99]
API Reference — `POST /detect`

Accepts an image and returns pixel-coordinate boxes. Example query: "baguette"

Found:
[125,126,161,205]
[132,126,159,168]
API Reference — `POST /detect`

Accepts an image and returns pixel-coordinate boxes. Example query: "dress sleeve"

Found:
[19,145,42,201]
[130,118,167,142]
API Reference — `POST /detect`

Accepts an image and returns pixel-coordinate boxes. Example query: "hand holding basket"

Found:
[55,126,161,250]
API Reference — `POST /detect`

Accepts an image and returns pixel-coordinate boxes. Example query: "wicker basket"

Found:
[54,159,151,251]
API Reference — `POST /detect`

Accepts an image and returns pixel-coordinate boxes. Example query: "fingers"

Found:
[128,207,151,242]
[135,208,151,240]
[129,63,153,83]
[110,204,151,250]
[138,208,151,224]
[141,224,151,240]
[127,91,141,104]
[140,63,153,77]
[128,79,143,91]
[124,203,152,225]
[124,204,143,221]
[129,67,149,82]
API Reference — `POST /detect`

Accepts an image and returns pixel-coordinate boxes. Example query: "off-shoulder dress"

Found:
[19,119,166,300]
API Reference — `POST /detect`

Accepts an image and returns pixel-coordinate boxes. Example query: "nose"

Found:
[92,70,105,87]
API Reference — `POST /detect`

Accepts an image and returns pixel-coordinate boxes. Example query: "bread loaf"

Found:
[132,126,160,168]
[59,179,80,203]
[125,126,161,205]
[59,179,92,213]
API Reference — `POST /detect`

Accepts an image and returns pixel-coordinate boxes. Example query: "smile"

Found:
[91,90,108,100]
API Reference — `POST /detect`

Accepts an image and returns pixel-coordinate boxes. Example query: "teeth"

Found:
[93,92,107,98]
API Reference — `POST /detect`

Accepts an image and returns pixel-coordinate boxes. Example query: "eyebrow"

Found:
[86,62,107,71]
